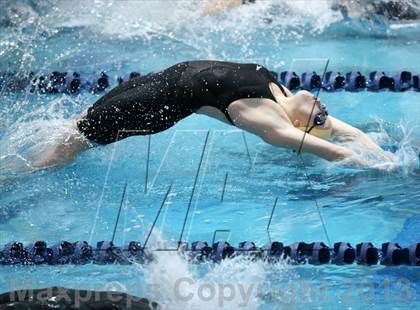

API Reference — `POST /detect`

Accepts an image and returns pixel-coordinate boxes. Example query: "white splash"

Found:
[333,118,419,173]
[0,96,83,175]
[137,232,269,309]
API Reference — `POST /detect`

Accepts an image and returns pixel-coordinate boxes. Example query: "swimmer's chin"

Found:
[297,127,332,140]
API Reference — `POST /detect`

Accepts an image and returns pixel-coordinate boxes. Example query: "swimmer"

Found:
[202,0,255,15]
[32,60,392,169]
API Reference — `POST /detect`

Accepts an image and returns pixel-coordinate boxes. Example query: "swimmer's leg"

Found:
[31,117,91,170]
[77,68,193,144]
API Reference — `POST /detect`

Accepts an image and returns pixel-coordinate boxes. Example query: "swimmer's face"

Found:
[291,91,332,139]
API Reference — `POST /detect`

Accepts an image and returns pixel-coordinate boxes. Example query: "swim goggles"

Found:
[306,102,328,134]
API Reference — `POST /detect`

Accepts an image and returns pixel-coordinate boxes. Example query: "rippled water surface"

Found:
[0,1,419,309]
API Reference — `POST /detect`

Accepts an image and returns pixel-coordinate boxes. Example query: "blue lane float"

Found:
[393,71,412,91]
[323,71,345,91]
[1,240,418,266]
[64,71,85,94]
[1,70,419,93]
[356,242,379,265]
[30,71,111,94]
[280,71,301,90]
[345,71,366,91]
[367,71,395,91]
[413,74,420,91]
[331,242,356,265]
[117,71,141,85]
[90,71,110,92]
[300,71,322,91]
[0,71,34,91]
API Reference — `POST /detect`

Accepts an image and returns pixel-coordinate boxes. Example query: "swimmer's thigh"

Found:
[78,83,192,144]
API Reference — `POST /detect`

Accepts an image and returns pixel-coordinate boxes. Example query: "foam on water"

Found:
[30,0,340,38]
[2,0,419,47]
[43,0,420,38]
[144,252,265,309]
[0,1,419,309]
[138,232,267,309]
[0,95,83,176]
[334,118,420,173]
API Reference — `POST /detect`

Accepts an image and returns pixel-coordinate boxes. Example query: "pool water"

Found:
[0,1,419,309]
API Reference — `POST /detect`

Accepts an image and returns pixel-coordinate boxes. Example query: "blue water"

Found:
[1,1,420,309]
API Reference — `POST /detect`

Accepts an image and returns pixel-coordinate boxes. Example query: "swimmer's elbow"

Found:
[260,128,286,147]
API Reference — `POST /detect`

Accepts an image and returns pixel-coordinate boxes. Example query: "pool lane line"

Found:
[221,172,228,202]
[241,131,253,169]
[145,134,151,194]
[211,229,231,246]
[294,59,332,247]
[142,183,173,250]
[88,131,122,245]
[266,197,279,242]
[148,129,209,193]
[177,131,210,249]
[297,149,332,247]
[111,182,128,243]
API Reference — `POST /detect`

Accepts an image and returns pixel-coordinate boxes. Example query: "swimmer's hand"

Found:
[329,116,397,169]
[338,153,397,170]
[336,145,399,170]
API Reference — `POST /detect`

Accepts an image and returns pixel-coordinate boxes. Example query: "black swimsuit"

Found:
[77,60,287,144]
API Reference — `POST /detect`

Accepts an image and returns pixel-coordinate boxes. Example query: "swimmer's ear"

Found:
[292,120,300,128]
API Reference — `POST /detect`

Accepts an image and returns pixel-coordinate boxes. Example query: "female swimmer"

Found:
[201,0,255,15]
[32,60,392,169]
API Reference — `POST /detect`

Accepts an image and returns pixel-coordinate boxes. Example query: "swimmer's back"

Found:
[77,60,282,144]
[182,60,283,123]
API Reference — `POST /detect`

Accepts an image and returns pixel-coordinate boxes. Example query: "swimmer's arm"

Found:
[229,99,354,161]
[329,116,364,141]
[262,126,353,161]
[201,0,242,15]
[330,116,394,164]
[329,116,389,154]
